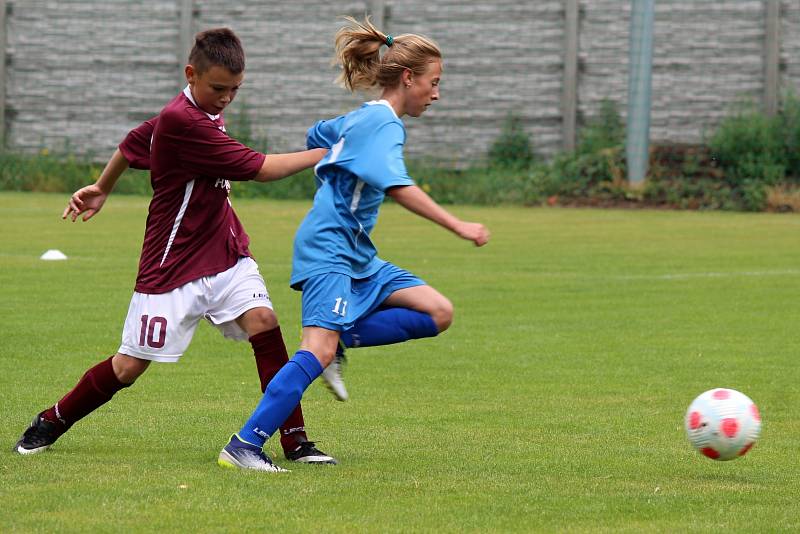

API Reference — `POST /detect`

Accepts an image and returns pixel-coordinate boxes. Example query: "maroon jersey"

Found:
[119,87,266,294]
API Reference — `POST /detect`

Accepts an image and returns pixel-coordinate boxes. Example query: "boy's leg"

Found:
[15,284,203,455]
[220,327,338,471]
[14,353,149,454]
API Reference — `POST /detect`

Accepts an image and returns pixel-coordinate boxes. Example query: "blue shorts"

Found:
[300,263,425,331]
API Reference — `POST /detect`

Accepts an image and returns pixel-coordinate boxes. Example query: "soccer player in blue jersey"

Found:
[218,17,490,471]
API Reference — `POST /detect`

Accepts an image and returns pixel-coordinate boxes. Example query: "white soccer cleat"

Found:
[218,434,289,473]
[321,345,349,401]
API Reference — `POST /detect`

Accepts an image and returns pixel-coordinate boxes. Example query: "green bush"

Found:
[0,150,94,193]
[779,92,800,181]
[709,103,786,186]
[537,99,629,203]
[408,163,543,206]
[5,95,800,212]
[488,114,536,169]
[578,99,625,155]
[225,99,269,153]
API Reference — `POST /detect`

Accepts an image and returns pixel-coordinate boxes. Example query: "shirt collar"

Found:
[366,99,400,119]
[183,85,221,121]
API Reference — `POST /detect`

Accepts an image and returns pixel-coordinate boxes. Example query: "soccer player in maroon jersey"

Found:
[13,28,336,465]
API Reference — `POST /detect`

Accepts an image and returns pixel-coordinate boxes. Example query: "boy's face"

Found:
[185,64,243,115]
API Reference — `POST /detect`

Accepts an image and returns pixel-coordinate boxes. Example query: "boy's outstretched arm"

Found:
[63,116,156,222]
[387,185,490,247]
[63,148,130,222]
[253,148,328,182]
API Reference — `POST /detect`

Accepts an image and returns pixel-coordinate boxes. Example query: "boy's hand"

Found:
[454,221,490,247]
[63,185,109,222]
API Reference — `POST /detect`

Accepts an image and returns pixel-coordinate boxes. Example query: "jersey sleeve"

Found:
[349,120,414,191]
[119,116,157,170]
[177,119,266,181]
[307,115,346,149]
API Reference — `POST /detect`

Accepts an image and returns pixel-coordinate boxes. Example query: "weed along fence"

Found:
[1,1,799,166]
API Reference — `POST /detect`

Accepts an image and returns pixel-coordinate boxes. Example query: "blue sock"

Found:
[237,350,323,448]
[340,307,439,348]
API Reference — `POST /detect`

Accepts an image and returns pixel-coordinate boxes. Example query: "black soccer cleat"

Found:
[13,413,64,455]
[285,440,338,465]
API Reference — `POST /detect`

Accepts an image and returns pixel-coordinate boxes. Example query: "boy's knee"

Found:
[112,353,150,384]
[239,307,280,336]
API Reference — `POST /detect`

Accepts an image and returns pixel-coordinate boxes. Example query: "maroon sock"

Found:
[250,327,308,451]
[42,356,130,431]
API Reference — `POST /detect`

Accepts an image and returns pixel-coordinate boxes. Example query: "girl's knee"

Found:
[299,327,340,368]
[432,297,454,332]
[315,347,337,368]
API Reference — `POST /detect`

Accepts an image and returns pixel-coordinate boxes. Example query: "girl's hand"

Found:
[454,221,490,247]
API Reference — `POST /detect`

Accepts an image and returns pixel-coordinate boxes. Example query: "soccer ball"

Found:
[685,388,761,461]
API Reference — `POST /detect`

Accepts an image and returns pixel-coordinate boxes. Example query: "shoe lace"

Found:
[296,440,322,454]
[24,419,59,446]
[256,450,275,464]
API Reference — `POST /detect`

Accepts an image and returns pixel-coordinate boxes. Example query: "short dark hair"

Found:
[188,28,245,74]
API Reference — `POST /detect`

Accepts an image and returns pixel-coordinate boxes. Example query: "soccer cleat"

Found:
[321,341,349,401]
[217,434,288,473]
[13,413,64,455]
[285,440,337,464]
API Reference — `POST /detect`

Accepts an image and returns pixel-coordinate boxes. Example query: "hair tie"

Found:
[385,35,394,47]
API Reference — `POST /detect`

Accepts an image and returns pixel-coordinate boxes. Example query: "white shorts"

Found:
[118,257,273,363]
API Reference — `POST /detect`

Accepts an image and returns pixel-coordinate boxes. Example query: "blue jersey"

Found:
[290,100,415,289]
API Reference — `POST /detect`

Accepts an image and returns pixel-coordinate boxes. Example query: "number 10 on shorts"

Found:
[139,315,167,348]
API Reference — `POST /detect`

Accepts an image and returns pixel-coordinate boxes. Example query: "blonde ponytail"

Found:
[333,16,442,92]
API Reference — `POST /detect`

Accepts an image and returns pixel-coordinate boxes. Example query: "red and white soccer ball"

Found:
[685,388,761,461]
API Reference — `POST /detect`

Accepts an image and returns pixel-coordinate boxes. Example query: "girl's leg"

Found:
[233,327,340,450]
[236,308,312,453]
[382,284,453,332]
[339,284,452,349]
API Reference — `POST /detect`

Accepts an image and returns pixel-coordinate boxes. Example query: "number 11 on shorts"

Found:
[332,297,348,317]
[139,314,167,348]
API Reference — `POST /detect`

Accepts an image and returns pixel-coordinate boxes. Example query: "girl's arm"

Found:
[386,185,490,246]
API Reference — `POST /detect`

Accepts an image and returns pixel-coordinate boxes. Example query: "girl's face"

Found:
[186,64,243,116]
[403,59,441,118]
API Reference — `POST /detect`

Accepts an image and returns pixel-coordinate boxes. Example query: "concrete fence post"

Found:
[764,0,781,116]
[561,0,579,153]
[0,0,7,150]
[177,0,194,90]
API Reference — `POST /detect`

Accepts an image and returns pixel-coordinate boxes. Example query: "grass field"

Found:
[1,191,799,532]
